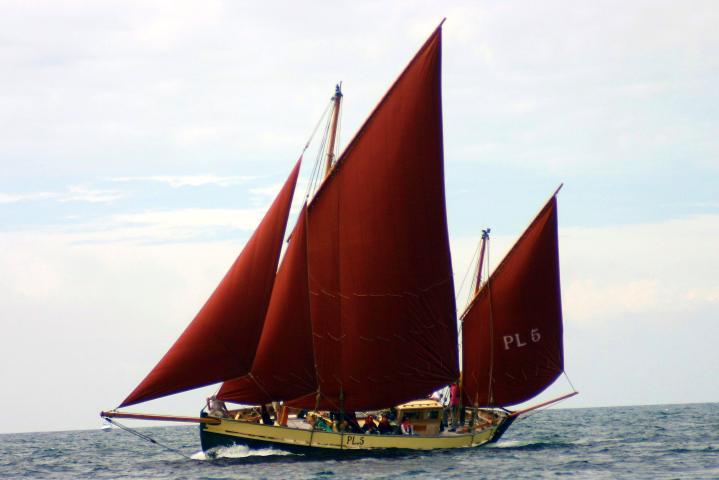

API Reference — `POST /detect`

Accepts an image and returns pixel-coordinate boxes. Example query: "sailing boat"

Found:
[101,22,576,454]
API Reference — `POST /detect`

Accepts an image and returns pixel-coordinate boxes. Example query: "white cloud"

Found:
[0,191,57,204]
[0,186,123,204]
[60,185,124,203]
[40,207,267,245]
[249,183,282,197]
[111,208,264,233]
[109,174,257,188]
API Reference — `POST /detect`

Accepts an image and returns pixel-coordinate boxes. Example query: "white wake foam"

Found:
[487,440,529,448]
[191,444,294,460]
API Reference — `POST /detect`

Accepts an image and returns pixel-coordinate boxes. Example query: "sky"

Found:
[1,0,717,434]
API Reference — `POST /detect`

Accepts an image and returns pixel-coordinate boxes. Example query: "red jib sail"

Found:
[462,195,564,407]
[120,160,302,408]
[217,206,315,405]
[290,25,458,411]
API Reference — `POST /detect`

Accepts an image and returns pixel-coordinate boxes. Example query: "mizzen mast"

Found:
[324,83,343,178]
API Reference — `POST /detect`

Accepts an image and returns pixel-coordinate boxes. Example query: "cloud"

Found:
[42,207,267,245]
[0,192,58,204]
[0,186,123,204]
[111,208,260,227]
[109,174,256,188]
[60,185,124,203]
[249,183,282,197]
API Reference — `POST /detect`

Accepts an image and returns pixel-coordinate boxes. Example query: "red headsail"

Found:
[120,159,302,408]
[461,195,564,407]
[290,25,459,411]
[217,206,315,404]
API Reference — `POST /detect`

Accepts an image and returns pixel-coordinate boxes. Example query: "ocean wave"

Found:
[488,439,574,450]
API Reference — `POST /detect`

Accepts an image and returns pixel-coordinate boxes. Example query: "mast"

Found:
[474,228,491,294]
[323,83,343,178]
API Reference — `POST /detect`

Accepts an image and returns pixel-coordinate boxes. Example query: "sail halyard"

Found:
[461,191,564,408]
[119,159,303,408]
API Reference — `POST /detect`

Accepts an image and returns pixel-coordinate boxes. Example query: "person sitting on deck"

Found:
[260,404,273,425]
[345,412,363,433]
[206,395,228,417]
[377,414,393,435]
[361,415,378,434]
[335,419,350,433]
[308,414,332,432]
[400,416,415,435]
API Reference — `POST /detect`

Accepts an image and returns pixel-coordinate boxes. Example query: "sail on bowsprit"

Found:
[120,159,302,408]
[461,195,564,407]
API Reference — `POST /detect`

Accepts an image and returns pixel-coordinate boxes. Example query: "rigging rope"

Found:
[456,239,482,313]
[303,99,333,155]
[102,417,194,460]
[302,99,334,201]
[563,371,578,393]
[305,109,332,200]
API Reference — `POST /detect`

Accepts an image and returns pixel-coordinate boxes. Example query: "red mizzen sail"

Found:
[217,206,315,405]
[291,25,459,411]
[461,195,564,407]
[120,160,302,408]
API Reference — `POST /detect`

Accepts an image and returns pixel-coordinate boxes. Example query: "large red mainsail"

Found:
[217,206,315,405]
[120,160,302,408]
[461,195,564,407]
[291,25,459,411]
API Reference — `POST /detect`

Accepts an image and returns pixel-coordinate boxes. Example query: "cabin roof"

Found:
[396,399,444,410]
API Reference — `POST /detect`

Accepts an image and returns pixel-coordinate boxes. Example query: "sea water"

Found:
[1,403,716,479]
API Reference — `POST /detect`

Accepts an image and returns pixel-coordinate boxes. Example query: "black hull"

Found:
[199,425,325,456]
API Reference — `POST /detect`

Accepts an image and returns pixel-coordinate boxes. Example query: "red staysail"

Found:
[217,206,315,404]
[461,195,564,407]
[120,160,302,408]
[290,25,458,411]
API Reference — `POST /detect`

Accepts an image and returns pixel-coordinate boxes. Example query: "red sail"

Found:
[120,160,302,408]
[461,195,563,407]
[217,206,315,404]
[291,25,458,411]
